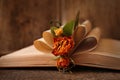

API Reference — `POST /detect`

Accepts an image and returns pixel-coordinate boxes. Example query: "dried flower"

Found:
[57,57,70,68]
[52,36,74,56]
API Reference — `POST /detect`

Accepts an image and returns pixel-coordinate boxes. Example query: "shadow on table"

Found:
[0,65,120,73]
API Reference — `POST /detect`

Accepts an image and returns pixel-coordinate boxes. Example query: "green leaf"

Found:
[63,20,75,36]
[74,11,80,30]
[50,26,58,36]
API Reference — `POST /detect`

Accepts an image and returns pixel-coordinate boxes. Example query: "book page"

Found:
[0,46,55,67]
[0,39,120,70]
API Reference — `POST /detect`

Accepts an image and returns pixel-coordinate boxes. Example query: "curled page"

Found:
[80,20,92,35]
[42,30,54,48]
[33,38,52,53]
[71,20,93,55]
[73,20,92,45]
[73,25,85,45]
[75,27,101,53]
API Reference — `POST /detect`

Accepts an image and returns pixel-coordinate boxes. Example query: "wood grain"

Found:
[61,0,120,39]
[0,0,60,55]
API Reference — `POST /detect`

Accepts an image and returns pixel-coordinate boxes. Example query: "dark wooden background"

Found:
[0,0,60,55]
[0,0,120,55]
[61,0,120,39]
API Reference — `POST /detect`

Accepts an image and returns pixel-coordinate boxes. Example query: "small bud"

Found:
[57,57,70,68]
[54,28,63,36]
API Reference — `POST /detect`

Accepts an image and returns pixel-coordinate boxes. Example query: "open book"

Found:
[0,20,120,70]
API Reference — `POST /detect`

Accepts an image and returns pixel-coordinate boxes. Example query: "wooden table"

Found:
[0,67,120,80]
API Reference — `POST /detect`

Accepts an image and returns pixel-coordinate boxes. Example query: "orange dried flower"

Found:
[52,36,74,56]
[57,57,70,68]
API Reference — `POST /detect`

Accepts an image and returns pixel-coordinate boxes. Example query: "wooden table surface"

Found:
[0,66,120,80]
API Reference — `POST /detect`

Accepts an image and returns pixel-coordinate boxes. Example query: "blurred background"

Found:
[0,0,120,56]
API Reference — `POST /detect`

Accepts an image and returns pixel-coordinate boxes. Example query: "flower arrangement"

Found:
[51,23,75,72]
[34,12,101,72]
